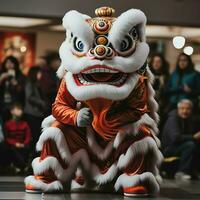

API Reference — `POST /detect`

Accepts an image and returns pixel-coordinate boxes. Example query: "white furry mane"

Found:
[62,10,94,46]
[109,9,147,50]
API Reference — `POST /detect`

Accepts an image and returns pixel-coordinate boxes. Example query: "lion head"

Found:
[57,7,149,101]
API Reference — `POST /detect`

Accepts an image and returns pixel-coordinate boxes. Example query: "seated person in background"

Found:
[161,99,200,180]
[0,103,31,173]
[0,56,25,121]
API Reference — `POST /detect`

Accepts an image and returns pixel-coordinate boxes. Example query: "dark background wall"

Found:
[0,0,198,26]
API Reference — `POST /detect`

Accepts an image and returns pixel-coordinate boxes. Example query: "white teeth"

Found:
[77,73,128,86]
[82,67,119,74]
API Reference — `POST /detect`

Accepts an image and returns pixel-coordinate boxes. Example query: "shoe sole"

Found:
[25,189,42,194]
[124,192,149,197]
[26,189,68,194]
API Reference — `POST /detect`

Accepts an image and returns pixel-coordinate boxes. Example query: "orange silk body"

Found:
[52,76,149,141]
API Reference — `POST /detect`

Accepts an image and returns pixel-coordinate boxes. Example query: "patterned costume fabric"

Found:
[25,7,163,197]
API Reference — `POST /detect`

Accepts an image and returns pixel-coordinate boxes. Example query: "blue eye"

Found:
[73,37,84,52]
[78,41,84,49]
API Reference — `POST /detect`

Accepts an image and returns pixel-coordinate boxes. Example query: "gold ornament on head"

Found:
[89,7,115,34]
[95,7,115,17]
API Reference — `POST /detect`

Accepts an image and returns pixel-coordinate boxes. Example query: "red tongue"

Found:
[90,73,114,82]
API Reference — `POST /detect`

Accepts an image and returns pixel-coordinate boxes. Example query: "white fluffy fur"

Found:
[87,127,113,160]
[150,130,161,148]
[31,135,162,186]
[113,113,158,148]
[117,137,162,170]
[92,164,117,185]
[146,65,155,84]
[62,10,94,51]
[114,172,159,194]
[57,10,94,79]
[32,149,91,183]
[59,40,149,76]
[32,148,117,185]
[32,156,67,182]
[36,127,71,163]
[113,130,127,149]
[90,136,162,185]
[109,9,147,50]
[65,71,140,101]
[146,67,159,123]
[57,63,66,79]
[41,115,56,131]
[25,175,63,192]
[133,113,159,135]
[57,9,149,79]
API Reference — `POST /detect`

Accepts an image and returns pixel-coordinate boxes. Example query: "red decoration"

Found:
[0,31,36,74]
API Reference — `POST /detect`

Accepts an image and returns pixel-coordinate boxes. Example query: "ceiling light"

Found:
[183,46,193,55]
[0,16,51,28]
[49,25,64,31]
[172,36,185,49]
[20,46,27,53]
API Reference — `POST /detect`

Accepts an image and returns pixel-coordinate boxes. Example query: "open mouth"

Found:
[74,65,128,86]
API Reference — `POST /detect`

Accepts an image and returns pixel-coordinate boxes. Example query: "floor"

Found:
[0,176,200,200]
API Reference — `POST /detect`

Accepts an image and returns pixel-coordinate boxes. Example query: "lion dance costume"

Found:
[25,7,163,197]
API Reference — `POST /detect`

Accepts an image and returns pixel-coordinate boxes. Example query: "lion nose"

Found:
[94,45,107,59]
[88,45,114,60]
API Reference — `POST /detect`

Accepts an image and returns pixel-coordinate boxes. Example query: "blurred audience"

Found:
[165,53,200,112]
[0,103,31,173]
[35,56,47,68]
[0,56,25,121]
[162,99,200,180]
[24,66,46,150]
[40,52,61,115]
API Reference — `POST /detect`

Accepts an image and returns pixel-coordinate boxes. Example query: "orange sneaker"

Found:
[123,185,149,197]
[25,184,42,193]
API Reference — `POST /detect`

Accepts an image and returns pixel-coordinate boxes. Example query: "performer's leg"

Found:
[25,138,67,193]
[25,120,90,193]
[114,134,162,197]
